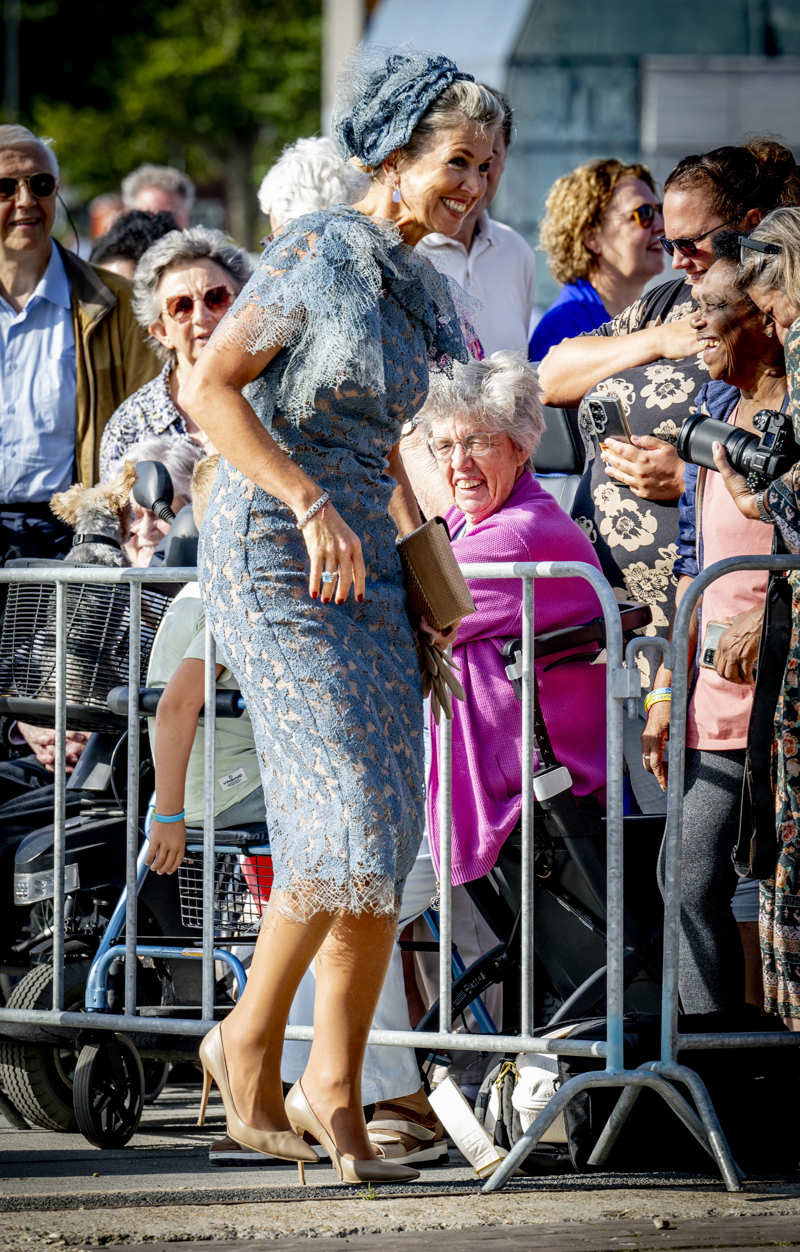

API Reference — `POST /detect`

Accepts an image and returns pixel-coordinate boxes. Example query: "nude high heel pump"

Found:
[285,1079,420,1184]
[198,1024,317,1173]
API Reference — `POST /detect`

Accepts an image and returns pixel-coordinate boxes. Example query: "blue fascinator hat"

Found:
[333,48,474,169]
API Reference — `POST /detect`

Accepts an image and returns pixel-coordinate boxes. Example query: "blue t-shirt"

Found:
[529,278,609,362]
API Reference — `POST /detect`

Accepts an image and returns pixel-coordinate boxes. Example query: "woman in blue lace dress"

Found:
[157,53,503,1181]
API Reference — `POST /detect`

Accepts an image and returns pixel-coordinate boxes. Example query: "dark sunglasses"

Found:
[631,202,661,229]
[658,217,738,257]
[163,285,234,322]
[0,171,57,201]
[738,233,782,260]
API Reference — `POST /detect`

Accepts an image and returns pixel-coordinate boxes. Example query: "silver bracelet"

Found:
[296,491,330,530]
[756,490,773,524]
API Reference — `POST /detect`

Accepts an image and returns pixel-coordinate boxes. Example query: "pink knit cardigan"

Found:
[427,471,608,885]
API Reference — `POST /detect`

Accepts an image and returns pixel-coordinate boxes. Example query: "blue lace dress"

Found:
[199,207,467,920]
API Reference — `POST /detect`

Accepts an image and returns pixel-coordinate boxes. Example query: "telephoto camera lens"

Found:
[676,414,756,476]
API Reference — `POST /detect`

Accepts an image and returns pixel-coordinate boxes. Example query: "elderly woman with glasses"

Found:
[419,351,607,889]
[98,227,252,479]
[711,207,800,1032]
[530,158,664,361]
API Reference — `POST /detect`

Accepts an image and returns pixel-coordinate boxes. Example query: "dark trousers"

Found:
[0,504,72,567]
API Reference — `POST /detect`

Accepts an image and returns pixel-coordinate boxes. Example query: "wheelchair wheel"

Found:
[0,959,90,1131]
[73,1033,144,1148]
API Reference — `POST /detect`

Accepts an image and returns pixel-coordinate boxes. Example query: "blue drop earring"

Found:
[392,182,402,204]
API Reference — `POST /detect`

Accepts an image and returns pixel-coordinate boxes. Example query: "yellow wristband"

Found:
[644,691,672,714]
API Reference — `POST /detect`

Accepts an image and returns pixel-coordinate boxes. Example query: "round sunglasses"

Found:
[658,217,738,257]
[0,171,57,201]
[163,285,234,322]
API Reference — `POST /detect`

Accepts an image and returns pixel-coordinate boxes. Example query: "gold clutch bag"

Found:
[396,516,475,632]
[397,517,475,722]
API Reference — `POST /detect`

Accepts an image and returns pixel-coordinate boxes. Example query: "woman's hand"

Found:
[419,616,459,651]
[601,436,685,500]
[655,313,701,361]
[145,818,186,876]
[303,502,366,604]
[711,441,761,519]
[713,606,764,685]
[641,700,671,791]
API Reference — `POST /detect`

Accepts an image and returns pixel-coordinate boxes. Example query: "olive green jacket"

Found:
[58,243,159,484]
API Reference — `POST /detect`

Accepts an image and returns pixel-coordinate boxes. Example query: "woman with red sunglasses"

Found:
[530,157,664,361]
[98,227,253,479]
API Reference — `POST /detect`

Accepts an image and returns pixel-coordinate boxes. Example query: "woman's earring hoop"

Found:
[392,183,402,204]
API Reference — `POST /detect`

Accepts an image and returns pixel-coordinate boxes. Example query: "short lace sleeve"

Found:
[219,202,470,423]
[218,206,468,423]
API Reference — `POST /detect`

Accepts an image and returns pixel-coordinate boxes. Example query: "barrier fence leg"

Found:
[659,1062,745,1189]
[588,1069,717,1170]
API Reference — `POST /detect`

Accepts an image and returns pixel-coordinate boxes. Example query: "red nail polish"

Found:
[357,594,364,603]
[311,590,318,599]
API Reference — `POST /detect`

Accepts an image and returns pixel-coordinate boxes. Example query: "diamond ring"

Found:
[321,571,338,585]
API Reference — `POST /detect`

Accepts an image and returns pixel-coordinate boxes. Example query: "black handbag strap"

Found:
[737,545,793,876]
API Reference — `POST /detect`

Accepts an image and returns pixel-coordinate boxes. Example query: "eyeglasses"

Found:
[658,217,738,257]
[0,172,57,201]
[738,233,782,261]
[427,432,498,461]
[630,202,661,229]
[163,285,234,322]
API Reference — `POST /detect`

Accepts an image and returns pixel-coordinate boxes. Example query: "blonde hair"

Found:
[738,206,800,309]
[539,158,657,286]
[191,454,220,525]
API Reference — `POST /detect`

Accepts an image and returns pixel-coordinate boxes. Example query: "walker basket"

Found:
[178,849,273,937]
[0,579,172,732]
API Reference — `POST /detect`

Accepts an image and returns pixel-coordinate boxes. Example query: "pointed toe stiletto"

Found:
[285,1079,421,1185]
[198,1025,317,1171]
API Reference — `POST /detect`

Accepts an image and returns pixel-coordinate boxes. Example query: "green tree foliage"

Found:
[7,0,321,245]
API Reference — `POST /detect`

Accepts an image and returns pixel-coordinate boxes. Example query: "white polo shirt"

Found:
[416,211,536,357]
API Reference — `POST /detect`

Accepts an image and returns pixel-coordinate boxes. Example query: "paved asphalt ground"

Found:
[2,1081,800,1250]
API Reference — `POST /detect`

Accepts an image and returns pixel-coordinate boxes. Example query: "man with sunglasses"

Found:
[0,124,158,568]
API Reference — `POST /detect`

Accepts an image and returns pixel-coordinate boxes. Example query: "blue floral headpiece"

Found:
[333,50,474,169]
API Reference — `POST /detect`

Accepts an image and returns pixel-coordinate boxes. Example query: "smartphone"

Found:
[583,392,633,443]
[700,619,729,669]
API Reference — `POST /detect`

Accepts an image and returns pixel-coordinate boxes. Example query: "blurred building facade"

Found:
[326,0,800,305]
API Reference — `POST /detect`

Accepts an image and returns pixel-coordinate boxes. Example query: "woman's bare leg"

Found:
[301,909,398,1159]
[220,897,334,1130]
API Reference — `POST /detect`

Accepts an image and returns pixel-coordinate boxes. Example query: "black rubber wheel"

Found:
[0,960,90,1131]
[73,1033,144,1148]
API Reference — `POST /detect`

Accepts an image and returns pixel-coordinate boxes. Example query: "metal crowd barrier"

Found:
[488,553,800,1193]
[1,556,798,1192]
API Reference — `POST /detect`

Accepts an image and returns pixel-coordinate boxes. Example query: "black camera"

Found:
[677,408,800,492]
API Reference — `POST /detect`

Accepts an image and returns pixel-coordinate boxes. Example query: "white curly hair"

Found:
[257,136,369,230]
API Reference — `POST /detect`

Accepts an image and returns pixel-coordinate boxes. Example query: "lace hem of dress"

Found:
[267,874,400,923]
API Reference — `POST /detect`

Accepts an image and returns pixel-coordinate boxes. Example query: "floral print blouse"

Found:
[571,276,709,676]
[99,363,188,479]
